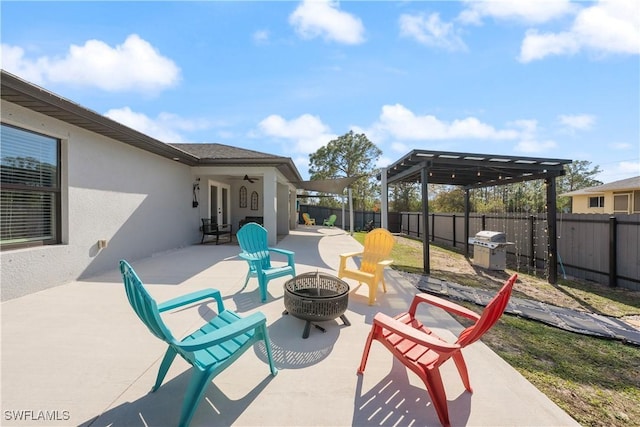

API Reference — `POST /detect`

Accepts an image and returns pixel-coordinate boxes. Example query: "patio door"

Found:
[209,180,230,225]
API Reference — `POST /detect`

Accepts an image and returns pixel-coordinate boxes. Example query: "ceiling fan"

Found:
[243,174,259,183]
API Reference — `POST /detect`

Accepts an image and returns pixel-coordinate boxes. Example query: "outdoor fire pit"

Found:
[283,271,351,339]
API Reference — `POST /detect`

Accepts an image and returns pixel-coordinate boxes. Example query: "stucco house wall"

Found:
[562,176,640,214]
[1,101,198,300]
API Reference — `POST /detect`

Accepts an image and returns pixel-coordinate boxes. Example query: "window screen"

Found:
[1,124,60,248]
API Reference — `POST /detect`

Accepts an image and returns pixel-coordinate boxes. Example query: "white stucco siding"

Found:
[1,101,198,301]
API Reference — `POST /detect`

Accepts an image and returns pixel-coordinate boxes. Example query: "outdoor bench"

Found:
[201,218,232,245]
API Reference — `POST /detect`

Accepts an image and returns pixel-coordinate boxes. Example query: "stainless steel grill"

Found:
[468,231,513,270]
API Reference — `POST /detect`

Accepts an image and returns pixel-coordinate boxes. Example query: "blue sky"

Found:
[2,0,639,182]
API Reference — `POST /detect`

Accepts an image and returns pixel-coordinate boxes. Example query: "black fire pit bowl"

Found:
[283,271,350,338]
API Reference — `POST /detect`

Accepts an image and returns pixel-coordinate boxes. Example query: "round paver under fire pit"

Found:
[283,272,351,338]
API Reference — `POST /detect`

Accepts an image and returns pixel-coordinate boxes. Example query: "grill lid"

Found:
[473,230,507,243]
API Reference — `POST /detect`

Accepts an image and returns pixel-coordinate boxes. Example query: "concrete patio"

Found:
[1,227,579,426]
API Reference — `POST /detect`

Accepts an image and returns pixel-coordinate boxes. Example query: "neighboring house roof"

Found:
[1,70,302,183]
[561,176,640,197]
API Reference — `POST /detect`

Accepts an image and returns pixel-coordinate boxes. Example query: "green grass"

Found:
[352,231,640,426]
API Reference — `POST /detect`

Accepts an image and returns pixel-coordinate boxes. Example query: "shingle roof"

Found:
[169,143,280,160]
[561,176,640,196]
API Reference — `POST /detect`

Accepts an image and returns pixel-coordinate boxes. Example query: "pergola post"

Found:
[421,166,430,274]
[464,188,470,257]
[381,167,388,229]
[546,176,558,285]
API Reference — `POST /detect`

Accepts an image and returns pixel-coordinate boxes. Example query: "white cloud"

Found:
[458,0,576,25]
[519,0,640,62]
[619,161,640,174]
[377,156,394,169]
[289,0,365,45]
[258,113,337,154]
[515,139,558,153]
[391,141,409,154]
[559,114,595,131]
[104,107,209,143]
[399,13,467,51]
[610,142,633,150]
[1,34,180,93]
[253,30,270,44]
[374,104,520,140]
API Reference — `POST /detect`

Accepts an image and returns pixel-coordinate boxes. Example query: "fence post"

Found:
[609,216,618,287]
[452,214,457,247]
[431,213,435,242]
[481,214,486,231]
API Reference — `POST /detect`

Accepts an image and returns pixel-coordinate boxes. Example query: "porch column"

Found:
[263,169,278,246]
[289,187,297,230]
[381,167,388,229]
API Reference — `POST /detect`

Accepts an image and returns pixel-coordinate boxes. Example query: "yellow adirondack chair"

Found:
[302,212,316,225]
[338,228,395,305]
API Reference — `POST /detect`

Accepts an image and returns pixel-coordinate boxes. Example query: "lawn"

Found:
[353,232,640,427]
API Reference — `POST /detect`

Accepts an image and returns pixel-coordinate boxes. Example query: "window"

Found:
[613,193,630,213]
[239,186,247,208]
[1,124,61,249]
[588,196,604,208]
[634,191,640,213]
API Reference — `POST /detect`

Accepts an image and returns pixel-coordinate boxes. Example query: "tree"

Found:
[308,131,382,210]
[431,185,466,212]
[389,181,422,212]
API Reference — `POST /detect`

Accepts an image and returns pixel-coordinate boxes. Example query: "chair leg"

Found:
[240,270,252,291]
[357,327,376,374]
[153,346,178,392]
[452,351,473,392]
[258,276,268,303]
[423,368,451,427]
[260,324,278,376]
[179,369,211,427]
[367,283,377,305]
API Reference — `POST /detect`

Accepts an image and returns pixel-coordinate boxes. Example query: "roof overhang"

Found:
[1,71,200,165]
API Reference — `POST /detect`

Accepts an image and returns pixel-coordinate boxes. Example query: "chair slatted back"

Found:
[360,229,395,274]
[120,260,174,343]
[237,223,271,269]
[456,273,517,347]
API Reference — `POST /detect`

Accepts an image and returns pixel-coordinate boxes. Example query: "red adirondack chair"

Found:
[358,273,518,427]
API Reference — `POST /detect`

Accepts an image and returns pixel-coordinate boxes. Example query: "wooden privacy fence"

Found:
[400,212,640,291]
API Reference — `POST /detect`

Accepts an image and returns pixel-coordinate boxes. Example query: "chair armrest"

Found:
[178,312,267,351]
[339,251,363,260]
[377,259,394,267]
[157,288,224,313]
[373,313,459,354]
[409,293,480,321]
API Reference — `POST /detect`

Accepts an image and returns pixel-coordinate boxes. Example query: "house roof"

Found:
[1,70,302,183]
[170,143,302,182]
[561,175,640,197]
[381,149,571,189]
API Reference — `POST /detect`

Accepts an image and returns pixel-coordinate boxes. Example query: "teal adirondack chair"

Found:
[236,222,296,303]
[119,260,277,427]
[323,214,337,227]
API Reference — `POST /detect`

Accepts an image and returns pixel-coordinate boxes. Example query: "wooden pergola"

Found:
[379,150,572,284]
